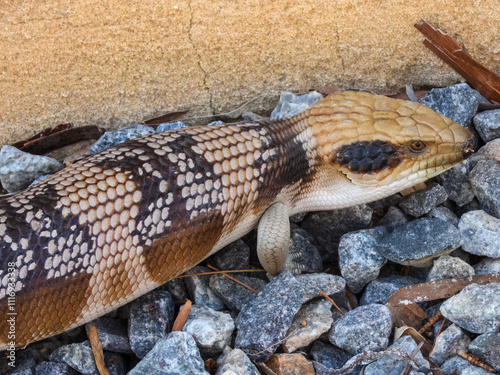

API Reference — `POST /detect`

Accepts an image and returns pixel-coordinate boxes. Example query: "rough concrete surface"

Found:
[1,0,499,145]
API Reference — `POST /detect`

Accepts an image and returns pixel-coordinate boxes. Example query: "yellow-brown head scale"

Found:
[303,91,474,208]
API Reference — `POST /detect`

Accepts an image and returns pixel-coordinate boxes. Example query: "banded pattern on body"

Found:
[0,91,474,349]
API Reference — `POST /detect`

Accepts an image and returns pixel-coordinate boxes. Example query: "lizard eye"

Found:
[408,140,427,153]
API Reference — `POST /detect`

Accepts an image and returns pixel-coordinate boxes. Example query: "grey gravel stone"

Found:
[338,227,387,293]
[364,337,431,374]
[0,145,64,192]
[234,271,304,362]
[363,353,407,375]
[89,124,155,154]
[215,347,260,375]
[428,206,460,227]
[49,341,97,375]
[282,299,333,353]
[429,324,471,365]
[427,256,475,282]
[128,332,209,375]
[377,206,409,231]
[128,290,175,358]
[209,274,265,312]
[438,161,475,206]
[474,258,500,275]
[368,193,403,210]
[270,91,323,120]
[208,239,251,273]
[470,138,500,164]
[441,356,490,375]
[420,83,481,127]
[287,225,323,273]
[242,111,267,122]
[155,121,188,132]
[360,275,421,305]
[459,210,500,257]
[5,357,36,375]
[473,109,500,142]
[469,332,500,371]
[162,278,189,302]
[294,273,346,304]
[377,217,462,267]
[103,352,127,375]
[309,341,353,371]
[329,304,392,355]
[35,362,78,375]
[390,335,430,371]
[184,265,225,311]
[183,304,235,356]
[399,182,448,217]
[301,204,373,260]
[84,317,132,354]
[469,160,500,218]
[440,282,500,333]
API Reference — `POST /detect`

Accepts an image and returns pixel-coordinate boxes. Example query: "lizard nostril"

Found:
[461,138,476,159]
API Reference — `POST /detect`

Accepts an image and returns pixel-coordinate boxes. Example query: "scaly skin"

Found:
[0,91,473,349]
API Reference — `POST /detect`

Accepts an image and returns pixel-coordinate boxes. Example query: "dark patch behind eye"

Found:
[330,140,403,174]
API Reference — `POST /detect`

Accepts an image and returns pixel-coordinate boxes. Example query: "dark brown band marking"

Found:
[330,140,403,174]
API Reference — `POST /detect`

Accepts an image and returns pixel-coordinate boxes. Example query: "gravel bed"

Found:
[1,84,499,375]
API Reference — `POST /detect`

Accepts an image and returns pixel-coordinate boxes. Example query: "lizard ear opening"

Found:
[329,140,404,175]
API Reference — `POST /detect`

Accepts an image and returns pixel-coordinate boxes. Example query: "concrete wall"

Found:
[1,0,499,145]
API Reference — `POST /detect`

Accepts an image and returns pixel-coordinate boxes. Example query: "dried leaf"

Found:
[415,19,500,103]
[15,125,102,155]
[144,110,189,125]
[394,326,433,358]
[386,274,500,329]
[88,325,110,375]
[12,123,73,149]
[171,299,191,331]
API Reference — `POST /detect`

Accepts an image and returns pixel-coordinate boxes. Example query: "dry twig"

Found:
[415,19,500,103]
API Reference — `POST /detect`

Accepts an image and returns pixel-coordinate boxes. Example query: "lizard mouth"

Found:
[461,137,475,159]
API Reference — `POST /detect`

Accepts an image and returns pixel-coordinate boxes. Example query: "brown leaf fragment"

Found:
[415,19,500,103]
[171,299,192,332]
[88,325,111,375]
[144,110,189,125]
[386,274,500,329]
[15,125,103,155]
[394,326,433,358]
[12,123,73,149]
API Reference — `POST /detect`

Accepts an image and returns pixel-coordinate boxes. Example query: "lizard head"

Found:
[306,91,474,206]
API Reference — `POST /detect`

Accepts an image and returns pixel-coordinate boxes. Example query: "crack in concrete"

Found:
[335,25,345,76]
[187,0,213,114]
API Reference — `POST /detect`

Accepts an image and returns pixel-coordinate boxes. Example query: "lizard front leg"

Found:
[257,202,291,276]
